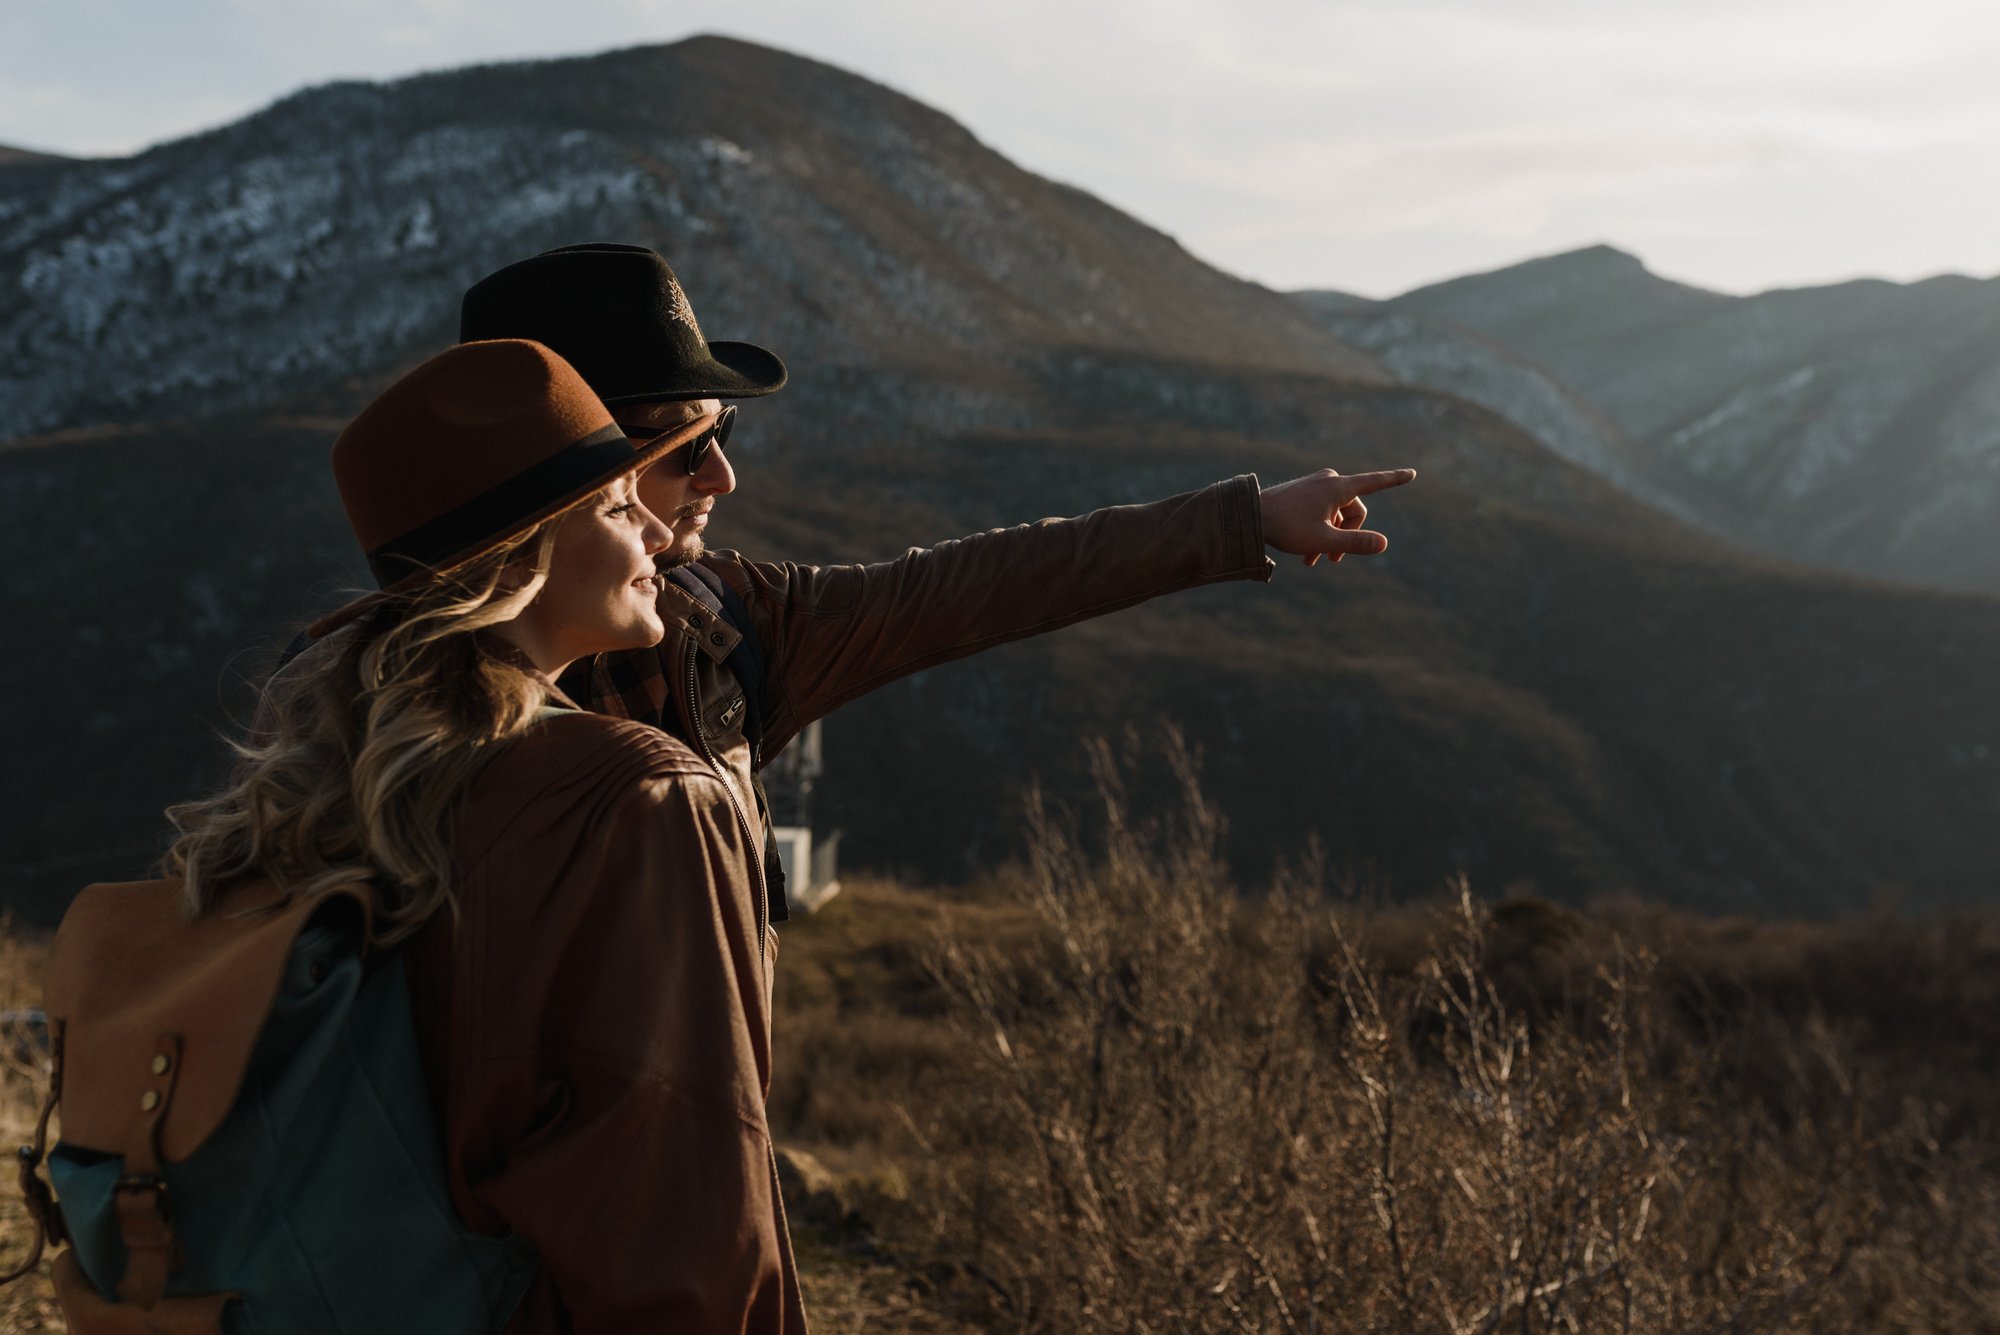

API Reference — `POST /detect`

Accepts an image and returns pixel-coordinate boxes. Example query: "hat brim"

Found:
[597,340,787,405]
[306,410,720,640]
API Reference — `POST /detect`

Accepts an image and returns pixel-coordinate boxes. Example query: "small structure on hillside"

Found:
[764,719,840,912]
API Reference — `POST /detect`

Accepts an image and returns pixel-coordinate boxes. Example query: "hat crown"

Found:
[331,339,616,561]
[459,243,786,404]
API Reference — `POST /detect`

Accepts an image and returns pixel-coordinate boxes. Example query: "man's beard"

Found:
[656,534,705,571]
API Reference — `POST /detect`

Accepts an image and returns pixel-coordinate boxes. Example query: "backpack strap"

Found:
[668,563,768,755]
[668,565,790,923]
[0,1021,67,1288]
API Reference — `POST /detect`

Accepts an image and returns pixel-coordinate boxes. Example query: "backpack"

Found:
[7,875,537,1333]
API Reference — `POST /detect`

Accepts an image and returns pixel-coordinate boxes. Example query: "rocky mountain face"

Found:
[3,39,1997,922]
[1373,245,2000,593]
[0,38,1385,446]
[1292,289,1710,529]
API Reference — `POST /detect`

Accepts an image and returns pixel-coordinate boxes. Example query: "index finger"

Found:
[1329,468,1417,502]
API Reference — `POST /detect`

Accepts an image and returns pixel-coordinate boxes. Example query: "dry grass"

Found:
[860,736,2000,1333]
[3,741,1997,1332]
[0,920,62,1334]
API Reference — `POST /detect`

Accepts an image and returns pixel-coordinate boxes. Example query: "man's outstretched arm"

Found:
[711,468,1416,756]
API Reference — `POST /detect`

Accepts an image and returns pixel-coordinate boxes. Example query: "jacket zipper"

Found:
[686,643,769,964]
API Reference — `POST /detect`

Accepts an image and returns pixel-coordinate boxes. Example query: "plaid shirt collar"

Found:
[557,578,740,731]
[571,641,674,728]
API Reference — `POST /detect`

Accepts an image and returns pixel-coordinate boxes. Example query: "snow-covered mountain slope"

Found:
[0,37,1387,445]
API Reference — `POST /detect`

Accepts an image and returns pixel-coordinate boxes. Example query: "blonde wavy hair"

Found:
[165,521,563,946]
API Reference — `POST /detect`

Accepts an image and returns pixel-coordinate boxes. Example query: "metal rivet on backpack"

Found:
[140,1091,159,1112]
[711,633,726,646]
[150,1054,170,1076]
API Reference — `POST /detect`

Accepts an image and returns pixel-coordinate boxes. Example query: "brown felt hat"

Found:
[311,339,714,635]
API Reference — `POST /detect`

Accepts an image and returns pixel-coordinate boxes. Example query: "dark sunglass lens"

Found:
[686,406,737,475]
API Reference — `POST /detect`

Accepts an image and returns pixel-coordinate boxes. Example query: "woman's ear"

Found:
[496,556,549,598]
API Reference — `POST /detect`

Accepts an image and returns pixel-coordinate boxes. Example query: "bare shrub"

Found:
[0,918,62,1334]
[908,732,1983,1334]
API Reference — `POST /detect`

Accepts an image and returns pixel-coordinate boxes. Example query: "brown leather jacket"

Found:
[407,476,1272,1333]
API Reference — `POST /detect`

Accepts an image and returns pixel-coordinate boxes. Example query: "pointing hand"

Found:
[1259,468,1418,567]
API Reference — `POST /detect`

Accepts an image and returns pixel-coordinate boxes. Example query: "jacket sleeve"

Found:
[448,765,799,1335]
[718,473,1273,754]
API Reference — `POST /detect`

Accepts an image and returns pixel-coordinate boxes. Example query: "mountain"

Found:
[3,39,1998,923]
[0,39,1386,445]
[0,144,69,168]
[1385,245,2000,593]
[1292,288,1709,528]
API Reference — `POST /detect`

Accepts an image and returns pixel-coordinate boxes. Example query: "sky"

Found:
[4,0,2000,298]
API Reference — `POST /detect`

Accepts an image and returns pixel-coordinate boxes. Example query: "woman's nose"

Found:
[639,504,672,554]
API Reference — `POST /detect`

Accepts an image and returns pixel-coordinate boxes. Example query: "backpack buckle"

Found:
[112,1172,181,1307]
[114,1173,173,1227]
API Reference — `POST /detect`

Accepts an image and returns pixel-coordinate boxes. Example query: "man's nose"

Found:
[692,440,736,495]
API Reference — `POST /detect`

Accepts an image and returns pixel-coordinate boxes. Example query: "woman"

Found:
[160,338,806,1331]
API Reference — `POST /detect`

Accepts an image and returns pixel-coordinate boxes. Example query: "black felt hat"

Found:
[459,243,786,405]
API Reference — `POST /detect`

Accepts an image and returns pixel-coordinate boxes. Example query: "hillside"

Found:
[1389,246,2000,592]
[7,863,1998,1331]
[2,39,1998,922]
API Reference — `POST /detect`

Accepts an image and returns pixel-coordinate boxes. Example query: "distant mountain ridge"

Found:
[3,39,1997,922]
[0,143,68,168]
[0,37,1385,445]
[1373,245,2000,592]
[1291,287,1710,529]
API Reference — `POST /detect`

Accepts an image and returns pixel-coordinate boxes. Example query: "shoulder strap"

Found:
[667,563,768,758]
[1,1023,65,1287]
[667,564,789,923]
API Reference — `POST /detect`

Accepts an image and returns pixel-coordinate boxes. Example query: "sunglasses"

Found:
[620,404,736,475]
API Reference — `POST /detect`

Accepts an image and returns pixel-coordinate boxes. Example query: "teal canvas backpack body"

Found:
[8,876,537,1334]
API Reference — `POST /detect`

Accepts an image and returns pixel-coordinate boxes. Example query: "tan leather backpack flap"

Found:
[44,879,372,1163]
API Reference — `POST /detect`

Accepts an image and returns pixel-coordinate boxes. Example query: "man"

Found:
[430,242,1415,1333]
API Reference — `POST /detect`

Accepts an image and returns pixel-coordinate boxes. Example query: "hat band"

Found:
[365,422,632,587]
